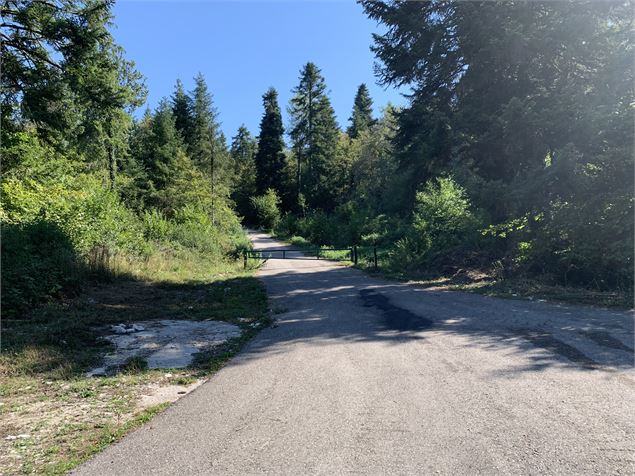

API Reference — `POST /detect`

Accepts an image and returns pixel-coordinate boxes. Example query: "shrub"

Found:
[251,189,281,230]
[412,177,479,252]
[275,213,299,238]
[388,177,479,270]
[143,209,172,241]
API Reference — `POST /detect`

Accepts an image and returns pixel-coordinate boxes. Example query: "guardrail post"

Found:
[317,247,320,260]
[373,245,378,270]
[353,245,358,265]
[243,250,247,269]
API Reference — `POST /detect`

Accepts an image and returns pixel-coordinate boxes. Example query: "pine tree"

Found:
[347,83,374,139]
[171,79,194,146]
[288,62,340,210]
[254,88,286,195]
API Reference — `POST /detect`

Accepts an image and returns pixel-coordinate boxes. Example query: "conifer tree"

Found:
[347,83,374,139]
[254,88,286,195]
[230,125,258,220]
[288,62,340,210]
[189,73,231,220]
[190,73,218,173]
[145,100,187,191]
[171,79,194,146]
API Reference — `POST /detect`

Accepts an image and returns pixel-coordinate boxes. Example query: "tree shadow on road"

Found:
[231,262,634,374]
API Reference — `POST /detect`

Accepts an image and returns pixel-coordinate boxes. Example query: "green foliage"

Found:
[1,127,248,318]
[1,153,147,257]
[387,177,479,271]
[171,79,194,144]
[288,62,341,210]
[1,221,81,318]
[354,1,633,291]
[230,125,258,221]
[254,88,286,197]
[347,83,374,138]
[250,189,281,230]
[412,177,479,253]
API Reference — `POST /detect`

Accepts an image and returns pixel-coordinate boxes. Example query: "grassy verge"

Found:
[0,247,268,475]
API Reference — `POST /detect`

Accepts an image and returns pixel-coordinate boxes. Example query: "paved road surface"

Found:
[75,231,635,475]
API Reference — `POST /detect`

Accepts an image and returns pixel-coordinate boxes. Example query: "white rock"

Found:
[17,434,30,439]
[132,324,145,332]
[5,435,17,440]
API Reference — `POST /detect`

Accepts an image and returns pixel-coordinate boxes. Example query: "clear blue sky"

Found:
[110,0,404,140]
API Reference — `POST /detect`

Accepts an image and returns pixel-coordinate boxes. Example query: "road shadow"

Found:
[230,257,634,375]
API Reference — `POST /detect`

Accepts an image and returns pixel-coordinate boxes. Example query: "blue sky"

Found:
[110,0,404,140]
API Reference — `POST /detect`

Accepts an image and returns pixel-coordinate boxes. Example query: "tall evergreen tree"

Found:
[145,100,187,192]
[171,79,194,146]
[288,62,340,210]
[189,73,231,220]
[254,88,286,195]
[230,125,258,220]
[347,83,374,139]
[190,73,218,172]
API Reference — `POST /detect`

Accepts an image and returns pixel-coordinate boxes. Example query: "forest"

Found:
[2,0,633,321]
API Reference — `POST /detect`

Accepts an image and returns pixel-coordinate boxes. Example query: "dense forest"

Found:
[2,0,633,319]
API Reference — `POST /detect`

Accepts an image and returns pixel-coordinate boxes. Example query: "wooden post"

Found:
[373,245,378,270]
[243,250,248,269]
[317,247,320,260]
[353,245,358,265]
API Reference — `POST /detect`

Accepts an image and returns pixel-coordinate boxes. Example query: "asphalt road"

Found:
[74,231,635,475]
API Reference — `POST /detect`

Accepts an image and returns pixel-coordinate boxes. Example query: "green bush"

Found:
[251,189,281,230]
[388,177,479,270]
[274,213,299,238]
[1,162,148,257]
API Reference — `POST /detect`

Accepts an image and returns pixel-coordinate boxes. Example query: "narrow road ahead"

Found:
[76,231,634,475]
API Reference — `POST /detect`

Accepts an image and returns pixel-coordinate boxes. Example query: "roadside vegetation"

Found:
[1,1,265,473]
[245,3,633,308]
[1,0,633,472]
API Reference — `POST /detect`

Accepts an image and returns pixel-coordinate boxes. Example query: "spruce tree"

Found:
[347,83,374,139]
[254,88,286,195]
[288,62,340,210]
[189,73,230,220]
[190,73,218,173]
[230,125,258,220]
[146,100,187,191]
[171,79,194,146]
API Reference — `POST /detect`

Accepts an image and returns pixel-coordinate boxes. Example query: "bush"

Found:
[412,177,479,250]
[251,189,281,230]
[274,213,299,238]
[388,177,479,270]
[1,162,148,257]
